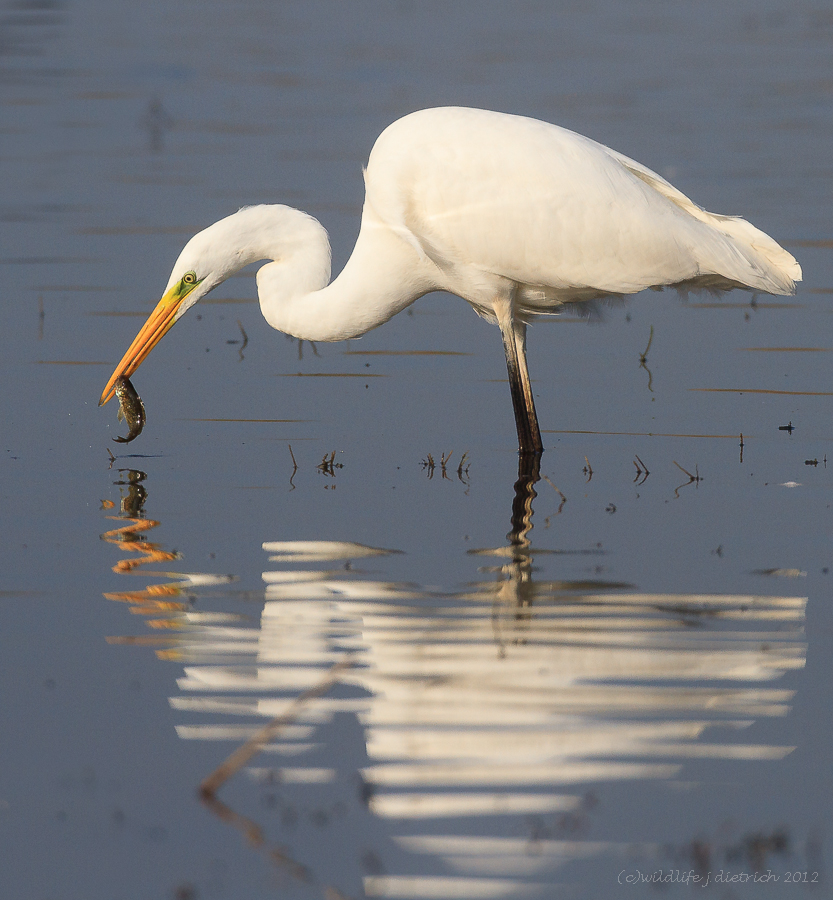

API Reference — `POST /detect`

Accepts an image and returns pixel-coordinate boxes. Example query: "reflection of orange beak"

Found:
[99,286,184,406]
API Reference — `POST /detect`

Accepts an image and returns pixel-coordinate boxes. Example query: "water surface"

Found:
[1,1,831,898]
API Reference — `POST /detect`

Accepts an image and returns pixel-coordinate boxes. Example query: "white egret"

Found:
[99,107,801,454]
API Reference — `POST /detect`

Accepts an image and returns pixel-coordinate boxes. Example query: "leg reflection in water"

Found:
[99,461,808,896]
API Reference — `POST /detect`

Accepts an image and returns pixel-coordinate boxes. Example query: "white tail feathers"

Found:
[706,213,802,295]
[613,151,801,296]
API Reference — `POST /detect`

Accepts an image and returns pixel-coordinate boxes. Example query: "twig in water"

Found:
[421,453,435,478]
[197,657,355,898]
[633,454,649,485]
[639,325,654,363]
[542,475,566,502]
[287,443,298,489]
[542,475,567,515]
[200,792,310,881]
[200,657,353,799]
[672,460,702,497]
[673,460,695,480]
[639,325,655,392]
[440,450,453,479]
[316,451,342,476]
[236,319,248,359]
[457,451,470,484]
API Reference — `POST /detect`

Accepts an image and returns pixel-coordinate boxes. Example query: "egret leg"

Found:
[498,313,544,455]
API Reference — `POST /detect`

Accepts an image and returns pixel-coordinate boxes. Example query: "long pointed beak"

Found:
[99,285,184,406]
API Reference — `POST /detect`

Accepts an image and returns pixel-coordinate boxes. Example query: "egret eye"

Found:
[182,271,198,286]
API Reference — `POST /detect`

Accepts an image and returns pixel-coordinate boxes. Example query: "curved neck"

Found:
[257,204,437,342]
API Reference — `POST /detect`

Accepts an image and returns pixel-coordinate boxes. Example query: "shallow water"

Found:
[1,1,832,898]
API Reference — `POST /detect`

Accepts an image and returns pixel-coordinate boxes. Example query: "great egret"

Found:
[99,107,801,454]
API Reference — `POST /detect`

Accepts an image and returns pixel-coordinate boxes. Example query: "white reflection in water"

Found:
[165,541,803,895]
[103,467,806,896]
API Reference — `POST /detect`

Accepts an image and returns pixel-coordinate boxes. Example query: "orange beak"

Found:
[99,284,185,406]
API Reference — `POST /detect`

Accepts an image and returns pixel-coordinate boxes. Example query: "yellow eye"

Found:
[182,271,197,286]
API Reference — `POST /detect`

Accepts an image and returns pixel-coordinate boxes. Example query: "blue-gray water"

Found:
[1,2,831,898]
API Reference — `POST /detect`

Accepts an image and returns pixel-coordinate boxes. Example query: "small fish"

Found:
[113,375,146,443]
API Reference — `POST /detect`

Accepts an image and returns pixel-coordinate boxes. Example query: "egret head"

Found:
[98,209,266,406]
[99,205,332,406]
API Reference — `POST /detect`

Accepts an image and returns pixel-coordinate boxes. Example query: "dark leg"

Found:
[509,451,541,550]
[499,316,544,455]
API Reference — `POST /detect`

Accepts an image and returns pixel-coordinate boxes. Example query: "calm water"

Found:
[1,2,832,898]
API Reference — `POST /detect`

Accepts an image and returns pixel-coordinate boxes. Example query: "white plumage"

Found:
[100,107,801,454]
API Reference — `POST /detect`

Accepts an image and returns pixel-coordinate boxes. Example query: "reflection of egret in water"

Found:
[102,464,806,897]
[101,470,238,647]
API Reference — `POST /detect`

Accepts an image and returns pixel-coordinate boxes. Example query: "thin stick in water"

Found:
[199,657,353,799]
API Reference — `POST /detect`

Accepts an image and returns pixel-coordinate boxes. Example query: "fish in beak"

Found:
[99,272,201,406]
